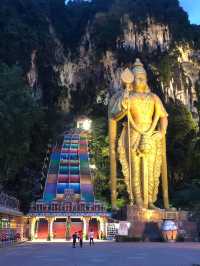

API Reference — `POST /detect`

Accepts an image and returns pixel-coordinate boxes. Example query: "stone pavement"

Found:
[0,242,200,266]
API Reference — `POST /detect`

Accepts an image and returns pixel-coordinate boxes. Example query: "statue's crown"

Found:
[121,68,134,84]
[133,58,146,75]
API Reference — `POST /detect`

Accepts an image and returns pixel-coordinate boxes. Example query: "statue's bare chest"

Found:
[129,93,155,117]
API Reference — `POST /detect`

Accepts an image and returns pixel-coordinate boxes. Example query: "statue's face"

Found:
[133,73,148,92]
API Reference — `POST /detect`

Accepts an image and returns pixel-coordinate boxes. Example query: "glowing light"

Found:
[77,117,92,131]
[82,119,92,131]
[89,164,96,170]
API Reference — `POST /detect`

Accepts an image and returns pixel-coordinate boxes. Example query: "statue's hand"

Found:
[154,129,167,140]
[159,128,167,137]
[144,129,154,136]
[157,131,163,140]
[153,131,163,140]
[145,130,163,140]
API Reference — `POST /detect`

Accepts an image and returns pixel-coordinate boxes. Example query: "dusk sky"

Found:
[179,0,200,25]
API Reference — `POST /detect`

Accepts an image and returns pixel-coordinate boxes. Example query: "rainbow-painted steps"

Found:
[43,146,61,202]
[43,132,94,203]
[79,135,94,202]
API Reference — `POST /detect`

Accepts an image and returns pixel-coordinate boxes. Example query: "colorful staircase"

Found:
[43,146,61,202]
[56,134,80,200]
[79,134,94,202]
[43,131,94,202]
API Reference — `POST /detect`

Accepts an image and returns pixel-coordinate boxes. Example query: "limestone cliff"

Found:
[118,15,170,52]
[1,0,200,117]
[36,3,200,117]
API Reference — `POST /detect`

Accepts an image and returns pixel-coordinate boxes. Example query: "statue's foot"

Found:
[148,203,160,210]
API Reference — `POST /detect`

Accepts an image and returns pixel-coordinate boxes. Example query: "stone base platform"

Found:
[126,206,197,241]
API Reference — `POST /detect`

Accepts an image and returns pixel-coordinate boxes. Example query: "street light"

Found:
[77,117,92,131]
[82,119,92,131]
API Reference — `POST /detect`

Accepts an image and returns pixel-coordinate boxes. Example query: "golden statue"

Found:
[108,59,169,210]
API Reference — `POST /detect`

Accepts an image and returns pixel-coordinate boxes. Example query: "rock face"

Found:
[36,14,199,116]
[27,50,42,100]
[3,0,199,116]
[164,46,200,116]
[118,15,170,52]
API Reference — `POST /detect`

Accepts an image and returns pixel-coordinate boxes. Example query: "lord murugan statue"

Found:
[109,59,169,210]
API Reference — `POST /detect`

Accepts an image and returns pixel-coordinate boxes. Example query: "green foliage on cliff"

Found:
[90,116,129,209]
[0,64,63,212]
[0,0,50,69]
[167,101,198,184]
[92,13,121,54]
[0,64,43,210]
[0,64,37,175]
[158,54,178,85]
[89,117,110,204]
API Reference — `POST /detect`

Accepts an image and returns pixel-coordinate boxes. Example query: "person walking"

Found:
[72,232,77,248]
[89,230,94,246]
[78,231,83,248]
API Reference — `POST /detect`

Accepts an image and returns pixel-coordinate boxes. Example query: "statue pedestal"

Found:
[125,205,197,241]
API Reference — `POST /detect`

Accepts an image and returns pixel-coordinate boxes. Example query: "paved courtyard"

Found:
[0,242,200,266]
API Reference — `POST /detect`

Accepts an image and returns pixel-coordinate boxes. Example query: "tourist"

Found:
[100,231,103,240]
[72,232,77,248]
[89,230,94,246]
[78,231,83,248]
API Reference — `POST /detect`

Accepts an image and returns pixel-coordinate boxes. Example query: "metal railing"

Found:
[0,227,22,248]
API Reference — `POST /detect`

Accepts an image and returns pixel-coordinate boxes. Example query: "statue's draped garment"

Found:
[109,91,168,206]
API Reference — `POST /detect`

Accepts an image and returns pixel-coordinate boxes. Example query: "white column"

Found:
[30,217,36,240]
[35,219,38,239]
[48,217,54,241]
[99,217,107,239]
[82,217,89,240]
[19,217,25,241]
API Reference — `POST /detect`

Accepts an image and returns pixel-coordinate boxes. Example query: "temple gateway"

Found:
[28,121,110,241]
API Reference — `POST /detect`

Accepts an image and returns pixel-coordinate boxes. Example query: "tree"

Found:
[0,64,46,211]
[90,117,110,206]
[167,101,198,187]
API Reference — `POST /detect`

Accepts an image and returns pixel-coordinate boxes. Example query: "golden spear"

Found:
[121,68,134,205]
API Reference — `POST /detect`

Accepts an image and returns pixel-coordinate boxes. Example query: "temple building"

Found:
[28,122,109,241]
[0,192,24,242]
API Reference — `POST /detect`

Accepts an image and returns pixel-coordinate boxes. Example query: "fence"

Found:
[0,223,30,247]
[0,228,21,247]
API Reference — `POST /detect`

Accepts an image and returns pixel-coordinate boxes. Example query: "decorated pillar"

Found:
[20,217,25,241]
[35,218,40,239]
[98,217,107,239]
[16,216,25,241]
[30,217,36,240]
[66,216,71,240]
[82,217,90,240]
[47,217,54,241]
